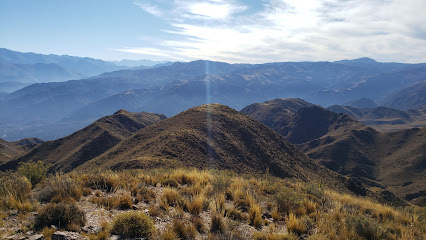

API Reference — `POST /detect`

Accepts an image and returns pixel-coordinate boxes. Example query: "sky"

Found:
[0,0,425,63]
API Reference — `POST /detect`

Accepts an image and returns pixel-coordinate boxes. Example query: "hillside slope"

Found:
[78,104,346,189]
[383,80,426,110]
[0,110,166,172]
[327,105,426,132]
[373,127,426,206]
[0,138,43,164]
[242,99,425,205]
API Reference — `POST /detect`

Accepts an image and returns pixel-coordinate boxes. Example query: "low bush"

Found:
[38,174,82,203]
[83,173,120,192]
[346,215,384,240]
[35,202,86,230]
[110,211,155,238]
[133,186,156,203]
[17,161,48,186]
[0,174,32,211]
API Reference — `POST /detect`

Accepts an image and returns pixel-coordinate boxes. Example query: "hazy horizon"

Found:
[1,0,425,63]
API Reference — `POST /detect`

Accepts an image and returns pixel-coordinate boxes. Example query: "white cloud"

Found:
[127,0,426,63]
[134,2,163,17]
[189,3,232,19]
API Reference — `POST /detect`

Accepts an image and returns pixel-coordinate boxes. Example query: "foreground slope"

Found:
[0,110,166,172]
[79,104,345,188]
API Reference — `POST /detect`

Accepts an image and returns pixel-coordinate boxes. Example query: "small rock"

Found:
[106,235,119,240]
[51,231,87,240]
[82,226,102,234]
[26,234,45,240]
[5,235,25,240]
[262,212,272,219]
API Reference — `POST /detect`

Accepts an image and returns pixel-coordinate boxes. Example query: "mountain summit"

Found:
[77,104,344,186]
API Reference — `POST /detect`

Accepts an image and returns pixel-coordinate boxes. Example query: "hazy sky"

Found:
[1,0,425,63]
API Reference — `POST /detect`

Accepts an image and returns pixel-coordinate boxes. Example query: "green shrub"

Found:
[275,188,301,214]
[35,202,86,230]
[110,211,155,238]
[18,161,48,186]
[346,215,384,240]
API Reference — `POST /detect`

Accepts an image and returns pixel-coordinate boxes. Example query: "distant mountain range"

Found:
[0,48,131,92]
[1,49,425,140]
[110,59,170,67]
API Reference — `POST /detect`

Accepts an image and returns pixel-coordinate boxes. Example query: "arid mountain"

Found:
[77,104,346,189]
[242,99,425,205]
[0,139,25,164]
[373,127,426,206]
[0,138,43,164]
[2,58,425,140]
[240,98,313,129]
[383,80,426,110]
[327,105,426,132]
[245,105,378,178]
[0,110,166,173]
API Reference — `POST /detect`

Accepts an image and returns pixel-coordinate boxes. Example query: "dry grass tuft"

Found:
[173,219,197,240]
[187,194,207,216]
[0,174,32,211]
[287,213,306,235]
[210,213,227,234]
[249,201,263,229]
[162,188,186,209]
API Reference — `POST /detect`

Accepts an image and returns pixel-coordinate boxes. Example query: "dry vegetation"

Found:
[0,164,425,240]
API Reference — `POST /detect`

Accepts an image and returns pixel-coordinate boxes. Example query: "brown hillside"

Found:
[242,99,425,205]
[374,127,426,206]
[0,138,43,164]
[240,98,313,129]
[78,104,345,189]
[0,110,166,172]
[0,139,24,164]
[327,105,426,132]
